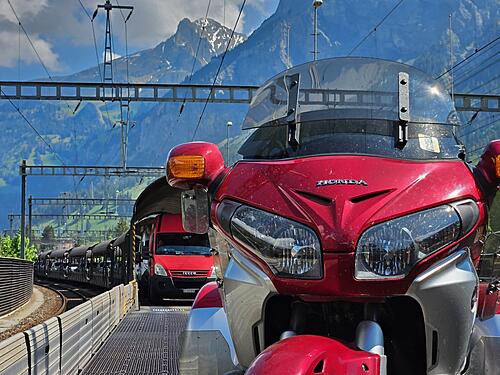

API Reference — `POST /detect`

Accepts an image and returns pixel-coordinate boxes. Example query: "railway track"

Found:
[35,279,105,311]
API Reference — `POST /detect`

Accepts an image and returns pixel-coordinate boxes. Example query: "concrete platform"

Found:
[0,285,62,340]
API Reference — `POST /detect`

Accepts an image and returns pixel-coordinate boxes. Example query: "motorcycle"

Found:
[167,57,500,375]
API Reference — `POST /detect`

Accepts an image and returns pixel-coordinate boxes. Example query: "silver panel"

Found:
[406,250,478,374]
[59,307,82,375]
[0,332,29,375]
[90,292,111,353]
[464,315,500,375]
[78,300,93,371]
[25,316,61,375]
[223,249,277,367]
[184,307,238,366]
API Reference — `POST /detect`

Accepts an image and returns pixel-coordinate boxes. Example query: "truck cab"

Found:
[148,213,215,302]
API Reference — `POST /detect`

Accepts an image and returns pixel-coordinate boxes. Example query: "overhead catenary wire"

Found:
[176,0,213,124]
[191,0,246,141]
[77,0,104,82]
[435,35,500,79]
[347,0,405,56]
[7,0,53,79]
[0,87,66,166]
[459,116,498,138]
[453,57,500,88]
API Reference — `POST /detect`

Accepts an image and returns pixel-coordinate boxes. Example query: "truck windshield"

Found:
[238,57,460,161]
[156,233,211,255]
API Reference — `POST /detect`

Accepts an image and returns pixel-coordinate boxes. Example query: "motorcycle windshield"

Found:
[238,57,459,161]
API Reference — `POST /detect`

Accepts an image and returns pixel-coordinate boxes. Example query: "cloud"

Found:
[0,0,275,72]
[0,31,62,71]
[0,0,62,71]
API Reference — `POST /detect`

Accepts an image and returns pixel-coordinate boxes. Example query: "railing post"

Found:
[28,195,33,246]
[19,160,27,259]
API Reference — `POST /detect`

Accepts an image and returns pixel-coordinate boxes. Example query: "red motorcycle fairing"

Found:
[246,335,380,375]
[211,155,486,298]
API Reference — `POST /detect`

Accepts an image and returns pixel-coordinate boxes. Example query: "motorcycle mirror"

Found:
[181,189,209,234]
[166,142,225,190]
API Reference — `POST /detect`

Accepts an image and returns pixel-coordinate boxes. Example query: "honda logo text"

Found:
[316,179,368,187]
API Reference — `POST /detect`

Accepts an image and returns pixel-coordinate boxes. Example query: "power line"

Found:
[77,0,104,82]
[7,0,53,79]
[176,0,213,125]
[453,57,500,88]
[435,35,500,79]
[0,87,65,165]
[347,0,405,56]
[459,116,498,138]
[450,50,499,86]
[192,0,246,140]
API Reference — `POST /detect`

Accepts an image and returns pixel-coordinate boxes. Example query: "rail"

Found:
[0,257,33,317]
[0,280,139,374]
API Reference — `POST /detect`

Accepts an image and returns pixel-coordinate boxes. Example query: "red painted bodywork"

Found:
[246,335,380,375]
[167,142,225,190]
[477,282,500,320]
[209,155,487,298]
[477,140,500,186]
[192,281,223,309]
[150,213,213,278]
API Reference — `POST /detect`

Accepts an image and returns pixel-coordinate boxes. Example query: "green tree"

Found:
[0,233,37,261]
[41,225,55,242]
[113,219,129,237]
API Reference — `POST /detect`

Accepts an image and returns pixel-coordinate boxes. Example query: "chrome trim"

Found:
[406,249,478,374]
[223,248,277,367]
[355,320,387,375]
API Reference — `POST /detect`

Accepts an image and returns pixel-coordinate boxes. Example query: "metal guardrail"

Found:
[0,281,138,374]
[0,257,33,317]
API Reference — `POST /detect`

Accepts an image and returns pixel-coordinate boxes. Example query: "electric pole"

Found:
[93,0,134,169]
[312,0,323,61]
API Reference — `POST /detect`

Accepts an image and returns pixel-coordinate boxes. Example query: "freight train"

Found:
[35,177,215,300]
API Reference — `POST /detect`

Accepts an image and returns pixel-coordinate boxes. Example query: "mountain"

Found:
[61,18,246,84]
[0,17,246,229]
[1,0,499,231]
[132,0,499,163]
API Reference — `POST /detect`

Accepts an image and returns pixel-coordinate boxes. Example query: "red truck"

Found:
[147,213,215,302]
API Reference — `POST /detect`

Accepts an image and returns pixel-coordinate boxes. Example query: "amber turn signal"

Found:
[496,155,500,178]
[168,155,205,179]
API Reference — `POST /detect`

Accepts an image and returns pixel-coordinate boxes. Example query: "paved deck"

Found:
[82,306,190,375]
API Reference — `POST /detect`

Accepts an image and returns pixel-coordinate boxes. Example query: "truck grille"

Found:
[170,270,210,278]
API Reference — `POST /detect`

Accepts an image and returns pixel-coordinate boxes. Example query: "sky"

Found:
[0,0,280,80]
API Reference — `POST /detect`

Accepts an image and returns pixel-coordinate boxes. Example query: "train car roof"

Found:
[92,239,114,255]
[50,248,71,258]
[38,250,52,259]
[114,231,128,246]
[70,245,93,257]
[132,177,182,224]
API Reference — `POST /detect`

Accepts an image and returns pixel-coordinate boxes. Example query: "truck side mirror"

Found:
[166,142,225,190]
[476,140,500,203]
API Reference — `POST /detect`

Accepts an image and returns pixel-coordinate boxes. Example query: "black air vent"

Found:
[350,189,393,204]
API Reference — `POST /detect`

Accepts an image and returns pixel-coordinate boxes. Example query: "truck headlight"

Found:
[154,263,168,277]
[231,205,322,279]
[208,266,216,280]
[355,202,478,280]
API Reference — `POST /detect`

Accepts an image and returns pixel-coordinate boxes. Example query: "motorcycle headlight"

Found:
[154,263,168,277]
[230,205,322,279]
[355,202,477,280]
